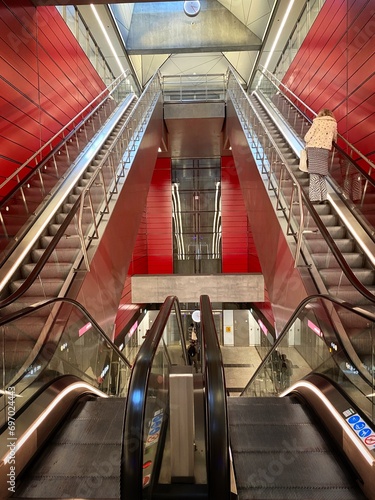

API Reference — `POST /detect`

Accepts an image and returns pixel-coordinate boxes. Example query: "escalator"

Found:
[247,70,375,312]
[0,71,162,384]
[112,294,375,499]
[11,396,126,499]
[0,297,134,498]
[225,291,375,500]
[1,293,374,498]
[0,89,136,376]
[226,67,375,385]
[228,396,365,499]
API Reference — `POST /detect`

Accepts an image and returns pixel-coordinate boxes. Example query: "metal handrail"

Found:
[227,67,375,304]
[227,68,305,266]
[0,70,130,193]
[77,73,162,270]
[161,73,226,102]
[258,66,375,172]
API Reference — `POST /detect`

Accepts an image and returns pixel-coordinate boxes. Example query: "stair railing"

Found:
[226,67,375,305]
[226,67,306,267]
[254,66,375,236]
[0,71,162,307]
[0,70,131,195]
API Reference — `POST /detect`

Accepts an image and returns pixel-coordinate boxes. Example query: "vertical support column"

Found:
[169,366,195,482]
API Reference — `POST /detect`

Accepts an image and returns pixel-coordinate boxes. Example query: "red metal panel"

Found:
[221,156,261,273]
[76,103,163,335]
[0,1,107,198]
[227,100,308,331]
[146,157,173,274]
[282,0,375,164]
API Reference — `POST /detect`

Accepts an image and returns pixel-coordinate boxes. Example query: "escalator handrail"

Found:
[0,93,138,308]
[121,295,186,500]
[200,294,231,500]
[241,293,375,396]
[0,296,132,369]
[228,67,375,304]
[0,72,161,309]
[258,65,375,173]
[0,193,82,309]
[0,69,130,196]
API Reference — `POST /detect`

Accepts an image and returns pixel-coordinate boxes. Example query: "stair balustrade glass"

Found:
[162,74,226,102]
[0,73,133,265]
[0,297,133,432]
[242,295,375,425]
[227,67,375,324]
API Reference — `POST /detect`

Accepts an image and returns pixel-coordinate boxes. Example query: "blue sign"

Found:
[345,409,375,451]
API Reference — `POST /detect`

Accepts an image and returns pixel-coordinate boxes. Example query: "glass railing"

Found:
[242,294,375,425]
[0,297,133,432]
[0,70,162,314]
[0,71,133,264]
[122,296,186,499]
[226,67,375,315]
[161,74,226,102]
[252,66,375,238]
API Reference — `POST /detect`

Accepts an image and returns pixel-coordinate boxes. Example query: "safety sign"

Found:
[345,410,375,451]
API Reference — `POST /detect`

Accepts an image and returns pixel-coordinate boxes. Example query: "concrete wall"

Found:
[131,274,264,303]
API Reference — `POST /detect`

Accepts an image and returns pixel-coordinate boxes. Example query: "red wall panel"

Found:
[114,213,148,338]
[114,158,173,338]
[282,0,375,163]
[146,157,173,274]
[0,1,106,198]
[221,156,261,273]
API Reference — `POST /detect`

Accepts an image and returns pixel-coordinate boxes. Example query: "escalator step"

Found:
[228,397,365,499]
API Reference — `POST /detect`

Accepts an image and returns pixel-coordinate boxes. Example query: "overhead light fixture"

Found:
[90,4,125,74]
[263,0,295,72]
[256,0,295,90]
[183,0,201,17]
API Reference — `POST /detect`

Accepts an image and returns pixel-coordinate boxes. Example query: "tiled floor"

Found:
[168,343,312,397]
[221,345,312,397]
[221,346,263,396]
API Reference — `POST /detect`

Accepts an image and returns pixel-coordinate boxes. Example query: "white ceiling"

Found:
[77,0,307,89]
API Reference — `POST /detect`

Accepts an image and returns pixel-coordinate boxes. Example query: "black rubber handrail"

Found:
[0,194,81,309]
[200,294,231,499]
[0,296,132,370]
[236,71,375,304]
[241,293,375,396]
[300,187,375,304]
[121,295,186,500]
